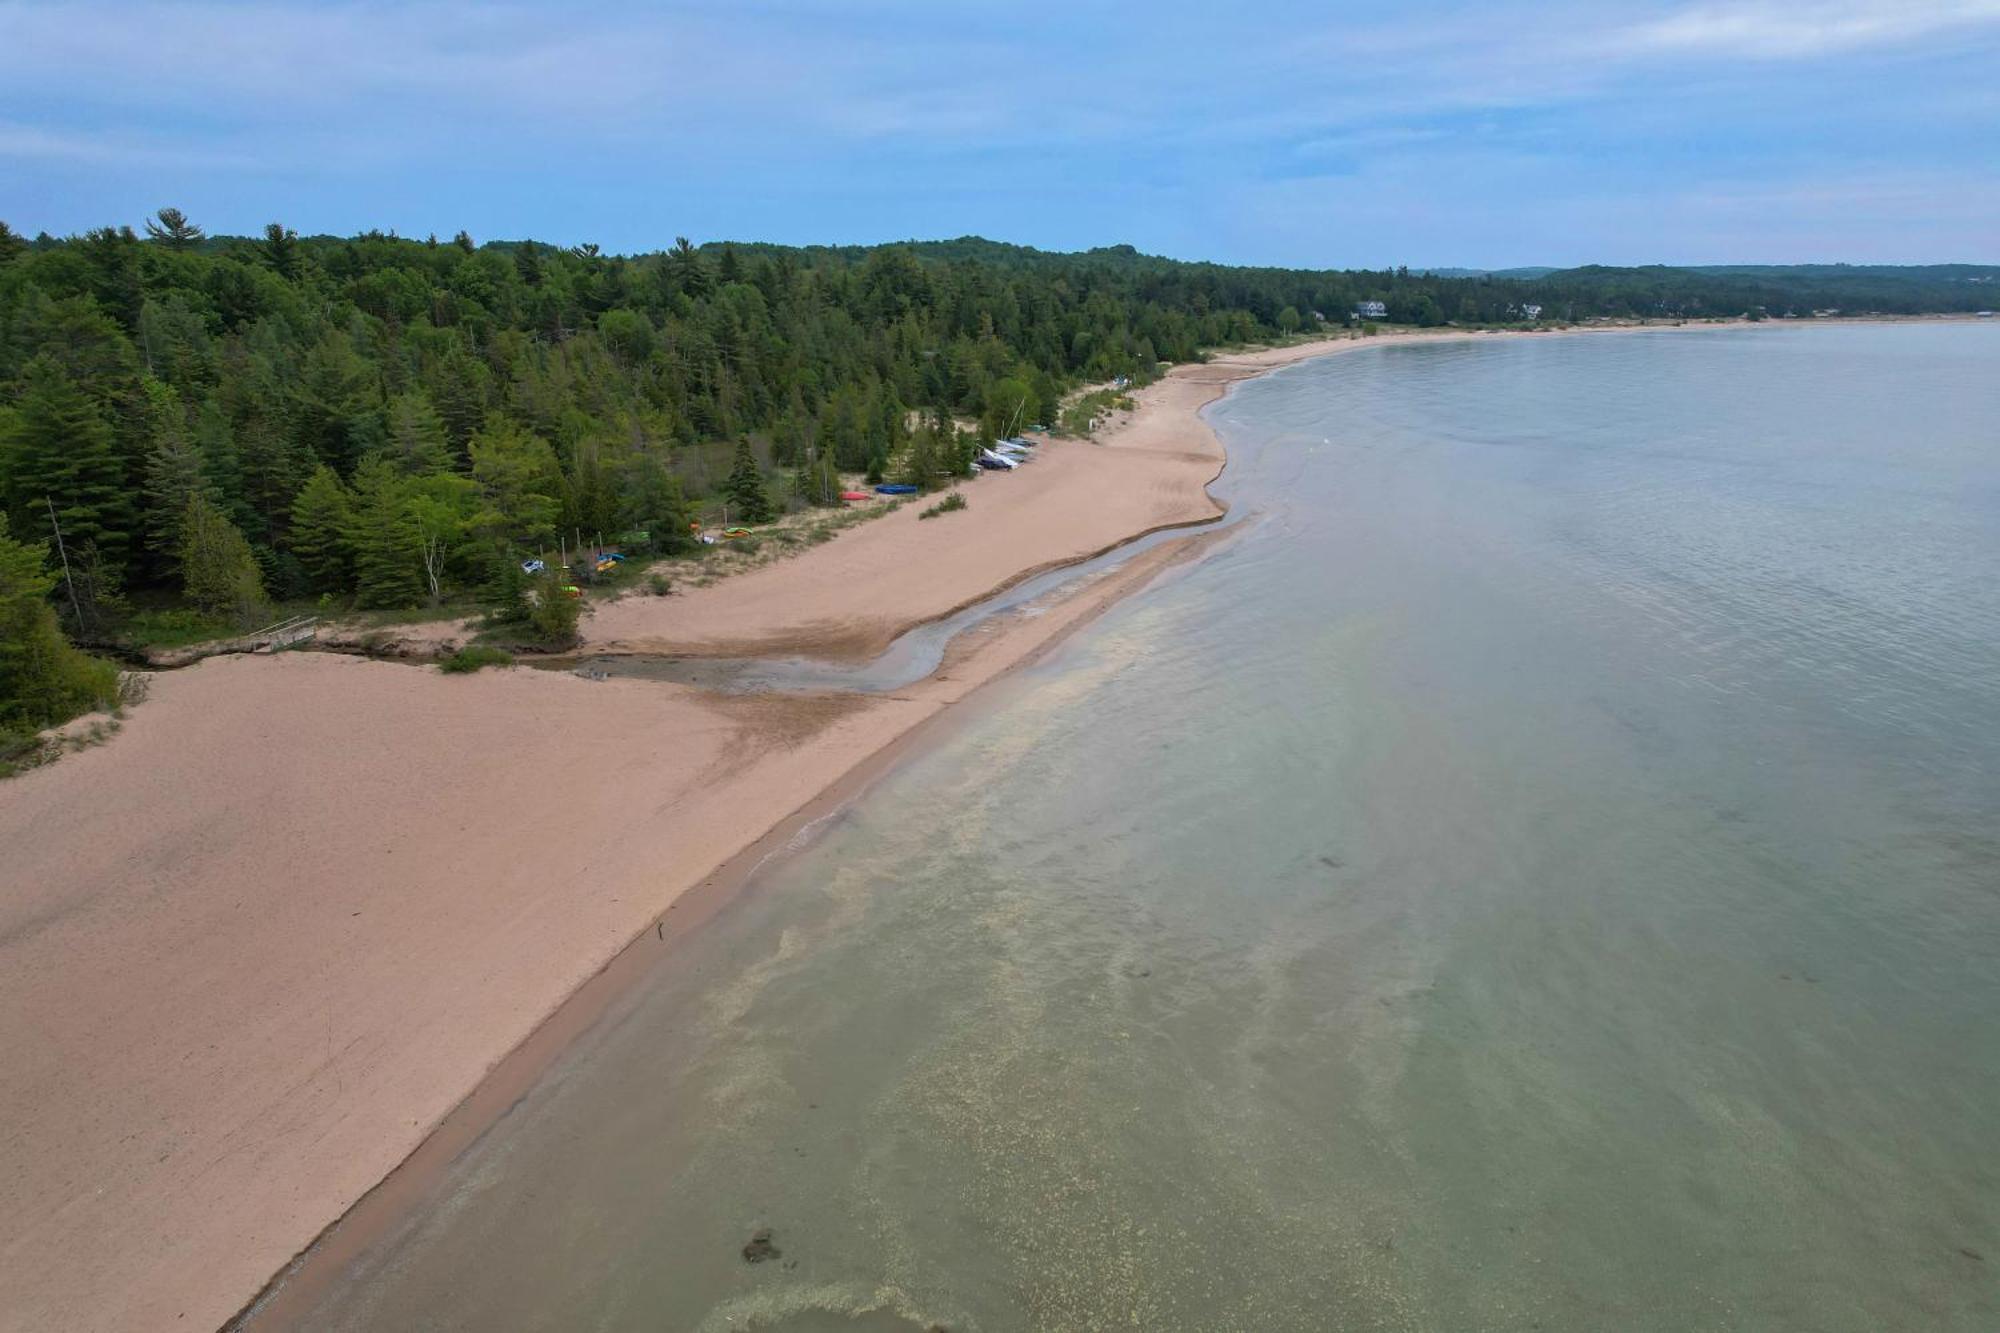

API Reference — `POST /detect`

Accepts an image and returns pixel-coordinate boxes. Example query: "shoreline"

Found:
[232,335,1361,1324]
[230,517,1246,1330]
[230,324,1612,1323]
[0,320,1736,1332]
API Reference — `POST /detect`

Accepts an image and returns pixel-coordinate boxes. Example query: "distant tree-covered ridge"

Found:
[2,215,1992,629]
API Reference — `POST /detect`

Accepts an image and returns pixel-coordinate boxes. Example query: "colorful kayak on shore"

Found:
[875,484,918,495]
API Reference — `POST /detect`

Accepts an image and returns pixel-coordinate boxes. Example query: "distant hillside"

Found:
[1420,266,1559,280]
[713,241,1999,315]
[1689,263,1998,284]
[1526,263,2000,315]
[1419,262,1997,310]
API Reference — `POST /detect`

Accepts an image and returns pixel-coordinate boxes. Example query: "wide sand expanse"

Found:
[0,332,1451,1331]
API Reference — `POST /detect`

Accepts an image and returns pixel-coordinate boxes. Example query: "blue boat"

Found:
[875,483,919,495]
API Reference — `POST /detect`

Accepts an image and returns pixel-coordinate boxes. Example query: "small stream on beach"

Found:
[534,510,1240,695]
[280,324,2000,1331]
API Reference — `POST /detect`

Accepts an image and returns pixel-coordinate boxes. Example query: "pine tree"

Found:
[429,342,490,454]
[260,222,299,279]
[3,356,134,573]
[666,237,712,298]
[289,465,355,593]
[344,459,423,608]
[233,413,310,544]
[143,207,205,250]
[294,328,373,474]
[141,386,208,565]
[191,399,252,533]
[380,392,451,474]
[468,417,562,550]
[721,436,774,524]
[78,227,144,328]
[898,421,938,490]
[514,240,544,288]
[179,492,266,624]
[618,450,693,552]
[0,514,120,740]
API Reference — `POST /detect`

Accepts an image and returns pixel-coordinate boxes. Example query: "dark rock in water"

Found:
[741,1227,781,1263]
[1961,1246,1985,1262]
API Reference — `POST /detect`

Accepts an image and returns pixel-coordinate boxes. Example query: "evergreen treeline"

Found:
[1,511,121,763]
[1,215,1991,642]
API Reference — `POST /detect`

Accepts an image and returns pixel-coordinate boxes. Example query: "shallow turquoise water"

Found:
[289,324,2000,1331]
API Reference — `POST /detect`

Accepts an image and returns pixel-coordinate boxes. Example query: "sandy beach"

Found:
[584,370,1233,661]
[0,330,1498,1331]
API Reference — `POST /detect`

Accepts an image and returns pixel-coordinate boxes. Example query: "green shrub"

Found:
[0,726,45,778]
[647,573,672,596]
[919,492,969,520]
[438,645,515,674]
[526,567,582,647]
[121,607,234,649]
[1056,387,1139,437]
[1,515,122,747]
[179,492,267,625]
[438,644,516,676]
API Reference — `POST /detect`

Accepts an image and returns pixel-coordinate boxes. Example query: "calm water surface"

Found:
[289,325,2000,1331]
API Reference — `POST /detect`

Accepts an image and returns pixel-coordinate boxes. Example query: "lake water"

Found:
[284,324,2000,1331]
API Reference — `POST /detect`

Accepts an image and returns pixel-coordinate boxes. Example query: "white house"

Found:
[1521,303,1543,319]
[1354,300,1388,320]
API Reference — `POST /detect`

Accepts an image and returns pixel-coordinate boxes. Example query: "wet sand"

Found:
[0,330,1496,1331]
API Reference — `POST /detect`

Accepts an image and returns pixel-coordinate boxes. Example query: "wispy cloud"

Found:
[1613,0,2000,59]
[0,2,1994,261]
[0,120,260,169]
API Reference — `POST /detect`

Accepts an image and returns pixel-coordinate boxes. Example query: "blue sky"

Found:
[3,1,1997,267]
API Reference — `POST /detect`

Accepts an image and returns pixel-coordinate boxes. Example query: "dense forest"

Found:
[1,212,1992,750]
